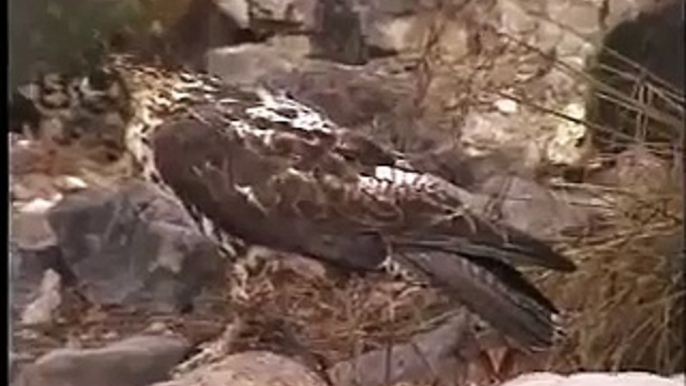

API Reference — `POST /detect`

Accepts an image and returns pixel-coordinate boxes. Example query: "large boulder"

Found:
[16,335,190,386]
[47,181,225,312]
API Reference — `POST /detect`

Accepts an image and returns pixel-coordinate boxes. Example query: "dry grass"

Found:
[10,1,684,383]
[224,252,456,365]
[539,178,683,373]
[534,35,684,375]
[471,0,685,375]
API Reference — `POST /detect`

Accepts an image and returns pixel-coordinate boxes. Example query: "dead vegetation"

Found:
[9,0,684,384]
[539,66,684,379]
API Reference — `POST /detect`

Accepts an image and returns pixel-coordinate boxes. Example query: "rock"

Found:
[152,351,327,386]
[497,0,600,62]
[247,0,316,29]
[261,61,409,129]
[212,0,250,28]
[10,142,44,175]
[460,104,593,178]
[206,38,309,86]
[474,175,598,241]
[15,335,190,386]
[10,351,26,384]
[10,244,69,323]
[345,0,437,55]
[586,144,673,188]
[172,321,242,376]
[11,204,58,251]
[545,103,591,167]
[502,371,685,386]
[613,145,674,193]
[46,181,224,312]
[310,0,368,64]
[20,269,62,326]
[160,0,252,70]
[11,174,65,207]
[327,312,474,386]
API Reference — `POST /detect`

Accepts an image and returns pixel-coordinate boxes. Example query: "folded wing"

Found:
[149,89,574,349]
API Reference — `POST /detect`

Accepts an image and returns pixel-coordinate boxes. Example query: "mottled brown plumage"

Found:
[10,55,575,350]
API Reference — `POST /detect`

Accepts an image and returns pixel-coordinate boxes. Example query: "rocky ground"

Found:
[9,0,684,385]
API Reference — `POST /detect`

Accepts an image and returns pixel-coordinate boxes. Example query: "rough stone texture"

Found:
[11,204,58,251]
[10,0,684,384]
[206,37,311,86]
[247,0,318,29]
[502,371,685,386]
[10,244,68,323]
[205,0,635,178]
[473,175,598,241]
[327,313,474,386]
[19,269,63,326]
[261,59,413,129]
[15,335,190,386]
[212,0,250,28]
[151,351,327,386]
[46,181,224,312]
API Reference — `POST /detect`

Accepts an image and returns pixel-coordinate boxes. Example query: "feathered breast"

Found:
[147,87,574,272]
[10,57,576,349]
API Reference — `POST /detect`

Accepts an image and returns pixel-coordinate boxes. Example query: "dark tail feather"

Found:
[393,222,577,273]
[395,249,564,350]
[407,175,576,272]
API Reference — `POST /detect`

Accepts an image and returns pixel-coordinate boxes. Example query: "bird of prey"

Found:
[10,55,576,352]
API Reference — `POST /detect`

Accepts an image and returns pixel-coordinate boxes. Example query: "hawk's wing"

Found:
[149,88,574,349]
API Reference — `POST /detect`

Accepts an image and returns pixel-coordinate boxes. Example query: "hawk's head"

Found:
[9,55,222,169]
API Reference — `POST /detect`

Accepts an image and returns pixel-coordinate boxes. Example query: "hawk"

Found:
[10,55,575,352]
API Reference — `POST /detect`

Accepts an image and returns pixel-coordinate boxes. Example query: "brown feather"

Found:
[11,57,576,350]
[150,96,575,349]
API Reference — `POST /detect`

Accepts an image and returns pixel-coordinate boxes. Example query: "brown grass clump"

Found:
[541,176,683,373]
[225,252,456,365]
[537,46,684,374]
[483,0,685,374]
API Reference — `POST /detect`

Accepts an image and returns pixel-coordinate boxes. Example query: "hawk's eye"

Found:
[88,71,107,90]
[88,70,112,91]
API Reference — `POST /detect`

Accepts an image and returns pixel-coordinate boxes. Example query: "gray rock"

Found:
[210,0,318,38]
[151,350,327,386]
[346,0,439,54]
[209,0,463,63]
[207,39,309,86]
[212,0,250,28]
[11,207,58,251]
[327,312,474,386]
[261,61,407,128]
[310,0,369,64]
[474,175,598,241]
[248,0,316,27]
[47,181,224,312]
[15,335,190,386]
[502,371,685,386]
[10,244,68,322]
[163,0,252,70]
[19,269,62,326]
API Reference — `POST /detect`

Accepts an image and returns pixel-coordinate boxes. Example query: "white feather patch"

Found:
[235,184,266,212]
[245,89,333,133]
[373,166,422,185]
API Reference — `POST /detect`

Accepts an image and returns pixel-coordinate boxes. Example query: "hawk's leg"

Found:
[229,245,272,301]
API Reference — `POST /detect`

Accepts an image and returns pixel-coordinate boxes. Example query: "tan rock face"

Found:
[155,351,328,386]
[503,371,685,386]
